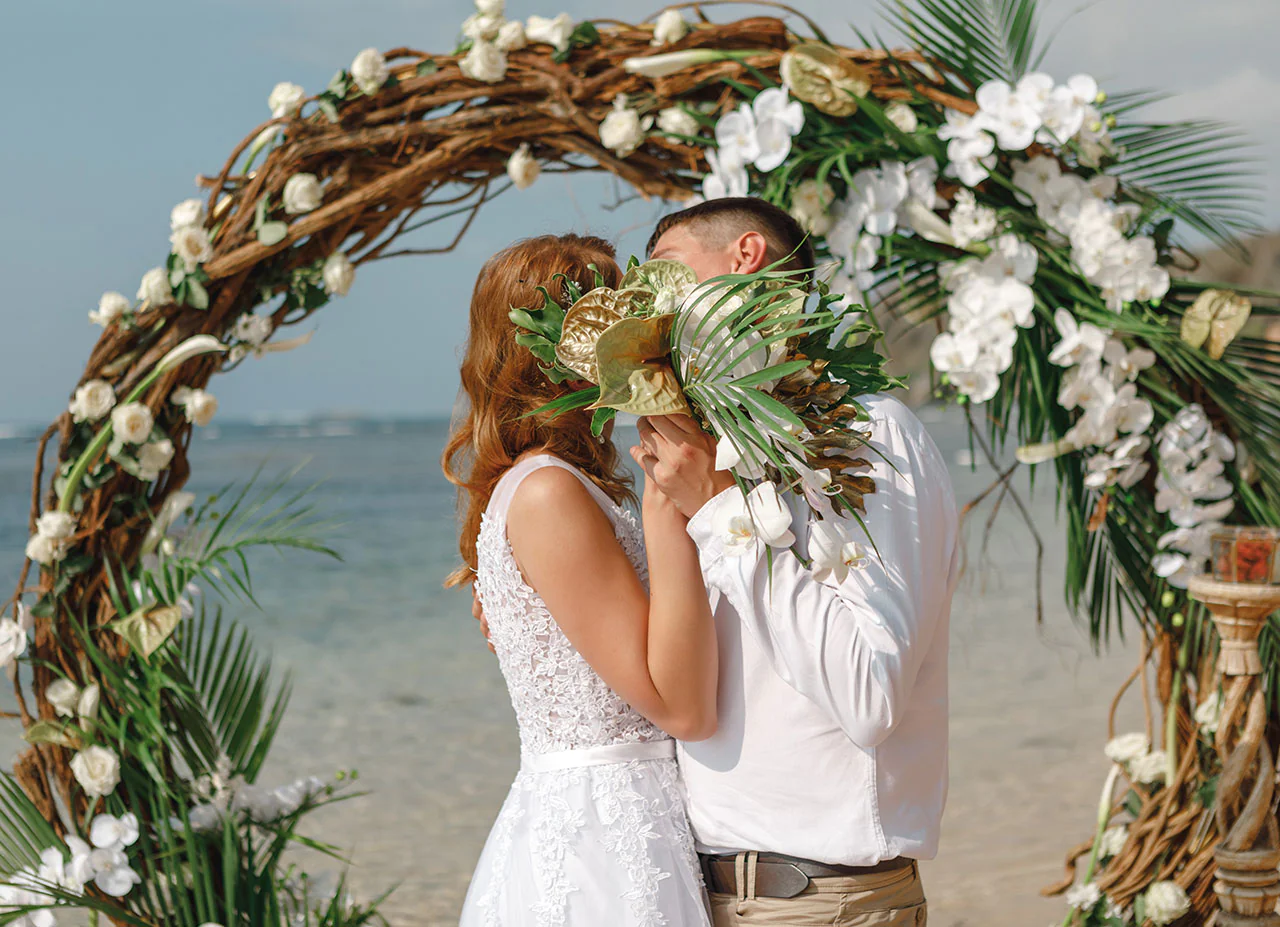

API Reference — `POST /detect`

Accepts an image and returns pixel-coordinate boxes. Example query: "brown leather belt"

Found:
[700,852,913,899]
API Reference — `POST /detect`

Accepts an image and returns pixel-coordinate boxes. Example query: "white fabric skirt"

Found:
[459,739,711,927]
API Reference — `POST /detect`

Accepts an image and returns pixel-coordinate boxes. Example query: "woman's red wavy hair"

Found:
[442,233,634,587]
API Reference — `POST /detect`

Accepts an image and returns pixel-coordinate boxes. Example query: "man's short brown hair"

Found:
[646,197,815,278]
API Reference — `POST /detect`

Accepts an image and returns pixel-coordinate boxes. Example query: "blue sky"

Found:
[2,0,1276,424]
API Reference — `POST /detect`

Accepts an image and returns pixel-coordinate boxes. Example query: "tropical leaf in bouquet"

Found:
[618,259,699,311]
[592,314,691,417]
[556,287,647,382]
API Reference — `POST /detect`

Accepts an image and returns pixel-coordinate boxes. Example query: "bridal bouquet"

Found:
[510,258,902,535]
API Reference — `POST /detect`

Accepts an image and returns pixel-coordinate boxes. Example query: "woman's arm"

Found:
[506,467,718,741]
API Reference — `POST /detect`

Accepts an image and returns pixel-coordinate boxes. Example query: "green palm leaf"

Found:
[880,0,1046,85]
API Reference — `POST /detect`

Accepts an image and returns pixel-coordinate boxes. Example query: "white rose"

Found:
[350,48,388,96]
[600,96,652,157]
[137,439,175,481]
[170,198,206,231]
[283,173,323,215]
[1103,731,1148,764]
[323,252,356,296]
[657,106,699,137]
[71,746,121,799]
[110,402,154,445]
[136,267,174,307]
[69,380,117,424]
[1098,825,1127,858]
[652,9,689,45]
[0,617,27,669]
[24,533,61,566]
[47,678,80,718]
[1194,690,1221,735]
[173,387,218,427]
[506,143,540,190]
[170,225,213,272]
[789,178,834,236]
[1130,749,1167,785]
[89,292,130,327]
[495,19,526,51]
[525,13,575,52]
[234,313,273,346]
[885,101,918,133]
[462,12,504,41]
[475,0,504,14]
[268,81,305,117]
[460,38,507,83]
[37,511,78,542]
[1144,881,1190,926]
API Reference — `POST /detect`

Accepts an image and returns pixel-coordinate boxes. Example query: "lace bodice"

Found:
[475,455,666,755]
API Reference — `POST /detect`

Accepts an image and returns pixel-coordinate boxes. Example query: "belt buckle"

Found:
[768,862,810,898]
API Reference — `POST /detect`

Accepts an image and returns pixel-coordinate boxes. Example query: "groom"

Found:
[630,198,959,927]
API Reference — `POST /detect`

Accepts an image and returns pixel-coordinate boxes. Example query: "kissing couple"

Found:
[444,196,959,927]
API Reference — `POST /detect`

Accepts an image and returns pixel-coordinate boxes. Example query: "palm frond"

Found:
[880,0,1046,85]
[1111,117,1264,257]
[177,606,292,782]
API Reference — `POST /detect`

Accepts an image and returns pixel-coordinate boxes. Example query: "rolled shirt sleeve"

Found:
[686,404,959,748]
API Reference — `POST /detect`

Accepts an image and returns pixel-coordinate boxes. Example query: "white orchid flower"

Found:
[714,103,760,167]
[714,435,765,480]
[713,481,795,555]
[808,519,868,583]
[701,148,749,200]
[1048,308,1109,368]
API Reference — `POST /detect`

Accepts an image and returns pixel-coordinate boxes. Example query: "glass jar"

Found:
[1211,526,1280,584]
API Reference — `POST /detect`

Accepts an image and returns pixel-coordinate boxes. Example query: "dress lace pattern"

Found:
[461,456,707,927]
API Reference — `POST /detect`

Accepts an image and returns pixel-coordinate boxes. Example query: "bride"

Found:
[444,233,717,926]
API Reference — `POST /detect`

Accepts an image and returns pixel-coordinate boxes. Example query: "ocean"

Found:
[0,410,1142,926]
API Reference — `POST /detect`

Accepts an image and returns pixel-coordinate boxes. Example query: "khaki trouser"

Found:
[707,853,927,926]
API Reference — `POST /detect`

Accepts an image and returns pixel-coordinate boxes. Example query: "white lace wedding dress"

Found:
[458,455,709,927]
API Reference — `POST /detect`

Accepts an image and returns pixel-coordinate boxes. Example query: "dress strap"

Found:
[488,454,619,523]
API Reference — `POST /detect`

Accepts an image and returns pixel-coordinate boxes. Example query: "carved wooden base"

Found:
[1187,576,1280,925]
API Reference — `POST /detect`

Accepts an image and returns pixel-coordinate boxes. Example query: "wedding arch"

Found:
[4,1,1279,925]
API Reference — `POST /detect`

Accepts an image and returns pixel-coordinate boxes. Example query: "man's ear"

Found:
[728,231,769,274]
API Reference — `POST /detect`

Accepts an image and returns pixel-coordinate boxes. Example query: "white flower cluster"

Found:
[1045,309,1156,486]
[25,512,78,568]
[0,812,142,924]
[506,143,540,189]
[700,89,805,195]
[1151,404,1235,587]
[182,756,329,832]
[599,94,654,158]
[939,71,1112,188]
[1104,732,1167,786]
[1013,155,1169,311]
[930,231,1038,403]
[0,605,32,676]
[823,157,937,301]
[457,1,575,83]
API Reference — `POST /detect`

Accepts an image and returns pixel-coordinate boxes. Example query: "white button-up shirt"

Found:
[677,394,959,865]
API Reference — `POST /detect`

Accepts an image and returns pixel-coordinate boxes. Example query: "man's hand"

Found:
[472,585,495,654]
[631,414,735,518]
